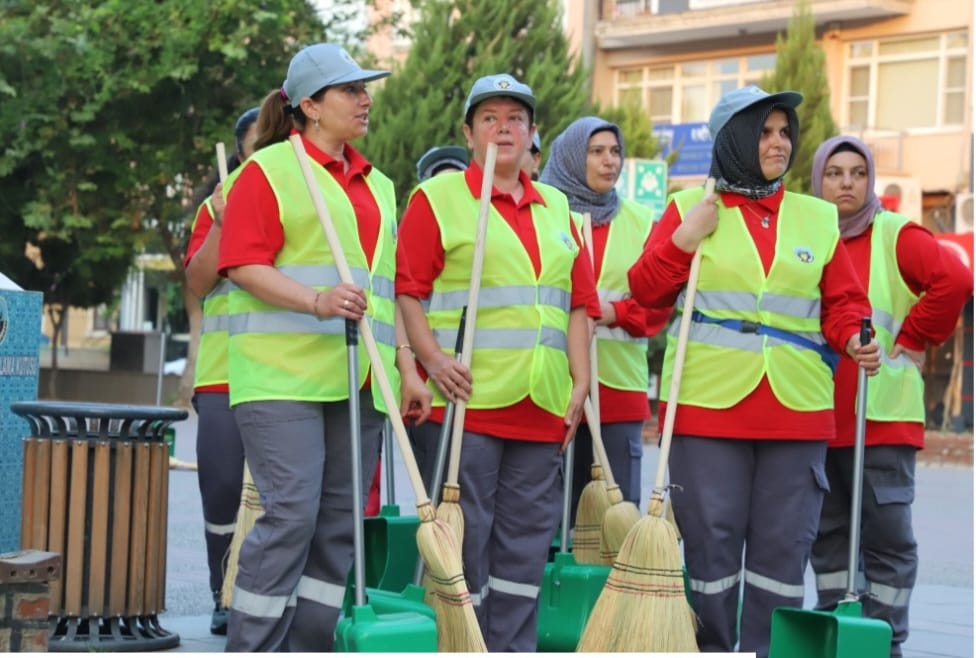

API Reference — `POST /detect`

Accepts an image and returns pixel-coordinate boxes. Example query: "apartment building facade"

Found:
[565,0,973,233]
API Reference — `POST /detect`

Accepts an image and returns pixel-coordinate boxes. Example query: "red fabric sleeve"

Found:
[568,219,600,316]
[627,201,693,310]
[217,161,285,275]
[817,240,873,354]
[895,223,974,349]
[395,191,444,299]
[184,201,214,268]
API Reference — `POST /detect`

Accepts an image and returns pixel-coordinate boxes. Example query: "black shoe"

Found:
[211,590,229,635]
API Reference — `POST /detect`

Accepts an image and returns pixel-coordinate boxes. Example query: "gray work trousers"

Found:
[413,422,563,652]
[225,395,383,652]
[811,444,918,658]
[569,420,643,527]
[669,436,828,658]
[193,392,245,595]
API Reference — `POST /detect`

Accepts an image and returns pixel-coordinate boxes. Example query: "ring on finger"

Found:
[343,299,350,309]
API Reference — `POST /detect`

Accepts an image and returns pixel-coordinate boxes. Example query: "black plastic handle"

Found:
[345,318,359,347]
[859,317,872,347]
[454,306,468,355]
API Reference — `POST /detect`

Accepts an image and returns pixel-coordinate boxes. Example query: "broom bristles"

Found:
[578,516,698,652]
[572,464,610,565]
[221,463,263,608]
[415,502,486,652]
[599,485,642,565]
[436,484,464,546]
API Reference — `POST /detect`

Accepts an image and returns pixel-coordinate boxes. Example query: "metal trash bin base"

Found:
[49,615,179,652]
[12,401,187,652]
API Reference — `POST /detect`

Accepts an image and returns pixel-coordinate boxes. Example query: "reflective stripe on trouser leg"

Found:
[193,392,245,593]
[741,439,828,658]
[457,431,563,652]
[669,436,754,653]
[289,392,384,652]
[225,400,326,652]
[810,446,853,611]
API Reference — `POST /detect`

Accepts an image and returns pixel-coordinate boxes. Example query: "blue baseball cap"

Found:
[416,145,469,182]
[708,85,803,139]
[283,44,390,109]
[463,74,536,120]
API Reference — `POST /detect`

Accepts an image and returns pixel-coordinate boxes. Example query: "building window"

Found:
[846,31,968,132]
[614,54,775,124]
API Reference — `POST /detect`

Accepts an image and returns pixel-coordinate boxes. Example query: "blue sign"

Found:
[653,122,713,177]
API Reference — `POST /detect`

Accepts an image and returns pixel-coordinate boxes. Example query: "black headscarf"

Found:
[709,100,799,199]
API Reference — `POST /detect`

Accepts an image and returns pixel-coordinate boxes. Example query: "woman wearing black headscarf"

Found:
[628,86,881,657]
[540,116,671,525]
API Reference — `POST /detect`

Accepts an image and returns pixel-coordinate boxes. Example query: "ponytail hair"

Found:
[253,86,325,152]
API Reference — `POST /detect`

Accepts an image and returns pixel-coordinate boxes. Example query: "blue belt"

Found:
[690,311,839,372]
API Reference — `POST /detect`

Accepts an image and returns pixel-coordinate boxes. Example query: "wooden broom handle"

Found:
[583,396,618,489]
[216,142,229,182]
[289,134,431,506]
[582,212,601,433]
[445,142,498,486]
[653,177,715,493]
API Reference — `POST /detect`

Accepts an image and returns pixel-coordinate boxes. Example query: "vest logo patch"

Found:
[558,231,575,251]
[391,220,398,242]
[794,247,814,263]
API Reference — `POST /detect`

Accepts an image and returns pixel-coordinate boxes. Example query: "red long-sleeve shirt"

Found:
[590,222,672,423]
[832,221,973,448]
[628,187,872,440]
[396,163,601,443]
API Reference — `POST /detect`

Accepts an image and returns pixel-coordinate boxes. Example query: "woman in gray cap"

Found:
[216,43,431,651]
[628,85,881,657]
[396,73,600,651]
[540,116,672,529]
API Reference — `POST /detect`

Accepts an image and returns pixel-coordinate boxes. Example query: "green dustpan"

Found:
[537,439,612,651]
[769,319,892,658]
[334,323,437,652]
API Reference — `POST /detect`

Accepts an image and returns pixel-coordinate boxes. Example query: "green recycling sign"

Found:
[615,158,668,221]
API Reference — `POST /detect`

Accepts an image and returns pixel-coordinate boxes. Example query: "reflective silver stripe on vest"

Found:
[815,570,849,592]
[201,314,230,334]
[424,285,570,313]
[488,574,539,599]
[678,289,821,322]
[689,572,740,596]
[595,324,647,344]
[598,288,629,303]
[744,569,805,599]
[228,312,396,346]
[432,326,567,352]
[873,309,915,370]
[273,264,394,302]
[295,575,346,609]
[206,279,238,300]
[866,580,912,608]
[669,322,764,353]
[231,585,297,618]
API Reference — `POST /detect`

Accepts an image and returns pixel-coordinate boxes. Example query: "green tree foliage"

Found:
[760,0,837,194]
[361,0,593,206]
[595,99,663,160]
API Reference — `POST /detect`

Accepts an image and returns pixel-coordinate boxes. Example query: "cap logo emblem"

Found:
[495,79,511,90]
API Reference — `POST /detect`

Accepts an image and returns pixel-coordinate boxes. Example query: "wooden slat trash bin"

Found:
[10,401,187,652]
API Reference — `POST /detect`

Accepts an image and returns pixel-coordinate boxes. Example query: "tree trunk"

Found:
[46,304,65,399]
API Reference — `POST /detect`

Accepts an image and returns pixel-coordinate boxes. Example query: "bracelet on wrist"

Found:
[395,344,412,354]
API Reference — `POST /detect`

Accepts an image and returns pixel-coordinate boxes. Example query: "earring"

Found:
[314,117,320,131]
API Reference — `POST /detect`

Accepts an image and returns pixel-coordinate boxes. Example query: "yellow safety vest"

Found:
[224,140,399,410]
[420,172,577,416]
[189,197,232,388]
[862,211,924,422]
[662,188,839,410]
[583,199,653,392]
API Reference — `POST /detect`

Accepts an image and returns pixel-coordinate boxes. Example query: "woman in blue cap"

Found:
[628,85,881,657]
[216,43,431,651]
[183,105,258,636]
[396,73,600,651]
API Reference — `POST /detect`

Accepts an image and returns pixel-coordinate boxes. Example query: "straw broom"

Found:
[290,135,485,652]
[581,213,641,564]
[220,462,262,607]
[577,178,716,653]
[571,213,613,565]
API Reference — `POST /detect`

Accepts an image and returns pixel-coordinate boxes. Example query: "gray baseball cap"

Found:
[416,145,469,182]
[283,44,390,109]
[463,74,536,120]
[531,131,542,153]
[708,85,803,139]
